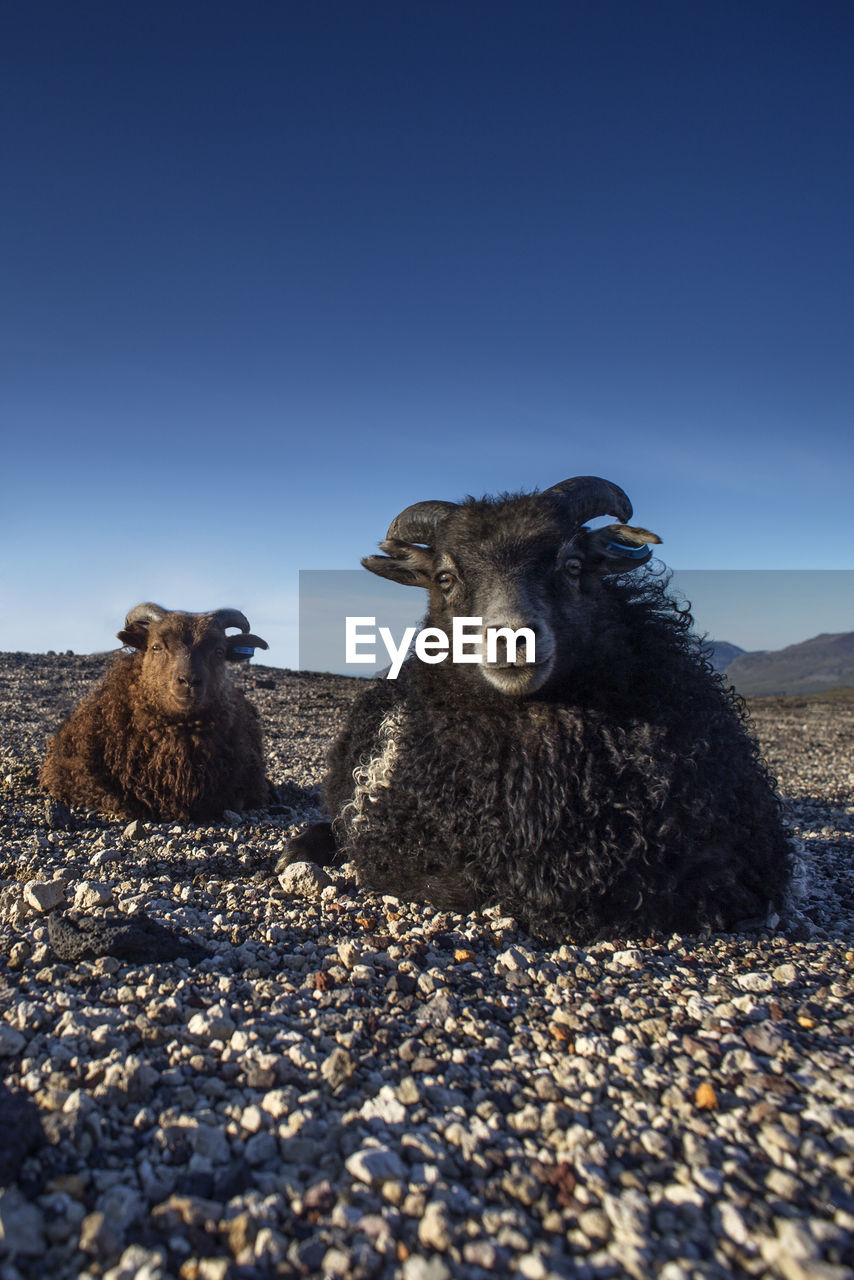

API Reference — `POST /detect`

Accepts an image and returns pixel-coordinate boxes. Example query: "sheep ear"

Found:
[362,539,433,587]
[116,623,150,650]
[586,524,662,575]
[225,633,269,663]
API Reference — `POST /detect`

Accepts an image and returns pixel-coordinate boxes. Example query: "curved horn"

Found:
[210,608,251,633]
[387,500,458,545]
[545,476,634,527]
[124,602,168,629]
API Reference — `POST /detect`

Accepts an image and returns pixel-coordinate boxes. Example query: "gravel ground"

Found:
[1,651,853,1280]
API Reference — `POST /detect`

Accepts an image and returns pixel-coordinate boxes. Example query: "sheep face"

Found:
[362,484,660,696]
[117,611,268,718]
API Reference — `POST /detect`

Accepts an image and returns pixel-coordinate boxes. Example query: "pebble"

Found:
[73,881,114,909]
[277,859,333,897]
[345,1146,407,1186]
[417,1199,454,1250]
[736,970,774,993]
[23,878,66,912]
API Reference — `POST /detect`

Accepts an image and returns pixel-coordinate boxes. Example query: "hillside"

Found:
[724,631,854,697]
[705,639,753,673]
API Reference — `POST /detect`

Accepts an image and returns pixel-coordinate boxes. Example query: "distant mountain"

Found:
[705,640,757,673]
[721,631,854,697]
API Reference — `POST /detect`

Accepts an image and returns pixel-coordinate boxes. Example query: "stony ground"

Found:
[1,651,853,1280]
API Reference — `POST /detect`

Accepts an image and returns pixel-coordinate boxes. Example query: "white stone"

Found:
[417,1199,453,1250]
[337,940,360,968]
[402,1257,451,1280]
[360,1086,407,1126]
[23,879,65,912]
[278,860,332,898]
[736,971,774,993]
[103,1244,168,1280]
[90,847,122,868]
[241,1105,265,1133]
[73,880,114,909]
[497,946,532,971]
[261,1088,294,1119]
[345,1146,406,1186]
[187,1009,235,1042]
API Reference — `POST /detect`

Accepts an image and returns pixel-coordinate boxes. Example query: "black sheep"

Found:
[289,476,791,942]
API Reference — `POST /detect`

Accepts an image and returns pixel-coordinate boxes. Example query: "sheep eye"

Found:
[215,647,225,657]
[563,558,583,579]
[435,571,457,591]
[150,643,163,652]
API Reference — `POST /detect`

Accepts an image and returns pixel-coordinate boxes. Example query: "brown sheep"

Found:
[41,603,270,822]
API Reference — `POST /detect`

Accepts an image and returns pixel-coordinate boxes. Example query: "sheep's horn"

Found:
[124,602,168,629]
[210,608,251,633]
[545,476,634,527]
[387,500,458,546]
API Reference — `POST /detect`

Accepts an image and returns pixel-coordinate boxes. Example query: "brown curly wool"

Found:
[41,605,270,822]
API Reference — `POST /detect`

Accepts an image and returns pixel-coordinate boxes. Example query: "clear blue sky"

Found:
[3,1,852,667]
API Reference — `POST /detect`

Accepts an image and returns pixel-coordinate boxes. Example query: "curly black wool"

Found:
[325,570,791,943]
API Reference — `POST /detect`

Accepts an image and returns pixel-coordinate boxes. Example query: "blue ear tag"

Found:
[231,645,256,657]
[605,541,650,560]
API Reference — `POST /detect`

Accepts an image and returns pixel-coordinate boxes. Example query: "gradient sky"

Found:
[3,1,853,668]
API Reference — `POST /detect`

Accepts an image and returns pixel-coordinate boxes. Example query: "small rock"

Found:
[188,1124,230,1164]
[0,1026,26,1059]
[79,1210,124,1257]
[360,1086,407,1125]
[694,1082,718,1110]
[578,1209,610,1241]
[103,1244,168,1280]
[345,1146,407,1187]
[90,847,122,868]
[0,1084,43,1185]
[278,860,332,898]
[122,819,147,841]
[736,971,774,993]
[418,1199,454,1250]
[23,879,66,912]
[743,1023,785,1056]
[608,948,644,970]
[716,1202,750,1246]
[73,881,114,910]
[321,1047,354,1090]
[244,1131,277,1166]
[48,910,208,964]
[44,798,72,830]
[0,1185,46,1257]
[602,1189,651,1242]
[496,946,533,971]
[402,1257,451,1280]
[772,963,799,984]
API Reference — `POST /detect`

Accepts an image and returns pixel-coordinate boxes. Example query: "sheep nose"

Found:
[486,622,538,665]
